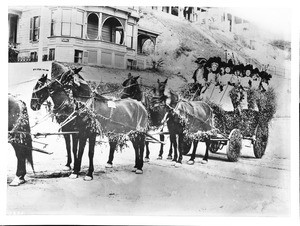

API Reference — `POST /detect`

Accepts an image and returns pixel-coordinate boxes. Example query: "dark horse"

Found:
[31,62,81,172]
[121,76,174,161]
[164,89,214,166]
[31,69,98,180]
[48,64,149,175]
[8,95,34,186]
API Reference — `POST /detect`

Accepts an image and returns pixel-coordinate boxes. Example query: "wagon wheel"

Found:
[210,141,220,153]
[253,124,269,158]
[226,129,242,162]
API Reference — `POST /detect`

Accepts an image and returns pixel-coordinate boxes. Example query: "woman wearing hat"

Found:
[228,64,243,113]
[246,67,261,110]
[239,64,254,109]
[217,60,235,110]
[191,57,207,98]
[258,71,272,92]
[203,56,222,101]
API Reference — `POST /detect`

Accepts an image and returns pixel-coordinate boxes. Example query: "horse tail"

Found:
[20,101,34,172]
[257,87,277,124]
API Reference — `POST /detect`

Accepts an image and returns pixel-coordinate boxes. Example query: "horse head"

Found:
[59,66,92,99]
[31,74,50,111]
[120,75,142,101]
[157,78,168,97]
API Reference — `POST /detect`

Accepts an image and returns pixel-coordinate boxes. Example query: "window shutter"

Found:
[30,17,33,40]
[36,16,40,40]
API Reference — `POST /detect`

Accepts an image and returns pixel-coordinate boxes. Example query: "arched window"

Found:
[87,13,99,40]
[137,34,155,55]
[102,17,124,45]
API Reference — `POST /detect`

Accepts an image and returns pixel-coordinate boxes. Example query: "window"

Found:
[87,13,99,39]
[126,24,134,48]
[74,50,83,63]
[50,10,60,36]
[49,48,55,61]
[30,16,40,41]
[75,10,84,38]
[62,9,71,36]
[30,52,38,62]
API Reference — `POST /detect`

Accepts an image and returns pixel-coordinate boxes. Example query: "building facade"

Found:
[8,6,159,69]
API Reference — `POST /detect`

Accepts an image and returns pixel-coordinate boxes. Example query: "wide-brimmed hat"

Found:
[195,57,207,65]
[233,64,244,73]
[244,64,254,72]
[252,68,260,75]
[259,71,272,81]
[206,56,221,68]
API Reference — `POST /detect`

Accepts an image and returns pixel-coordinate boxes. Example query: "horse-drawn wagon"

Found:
[172,85,276,163]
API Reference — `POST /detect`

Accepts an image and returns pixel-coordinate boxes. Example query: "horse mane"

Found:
[51,61,69,80]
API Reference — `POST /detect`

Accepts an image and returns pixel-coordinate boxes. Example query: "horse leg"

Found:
[157,133,165,160]
[84,133,96,181]
[106,139,117,168]
[71,134,79,169]
[188,140,198,165]
[144,141,150,162]
[201,141,210,164]
[10,144,26,186]
[167,137,173,160]
[175,133,184,167]
[169,133,177,162]
[63,134,72,171]
[70,135,87,179]
[135,134,145,174]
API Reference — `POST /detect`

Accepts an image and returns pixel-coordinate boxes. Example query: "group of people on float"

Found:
[191,56,272,112]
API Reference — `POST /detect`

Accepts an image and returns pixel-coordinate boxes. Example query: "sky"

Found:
[226,7,291,40]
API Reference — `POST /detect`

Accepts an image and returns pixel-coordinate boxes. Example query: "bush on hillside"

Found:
[269,40,291,51]
[175,42,193,58]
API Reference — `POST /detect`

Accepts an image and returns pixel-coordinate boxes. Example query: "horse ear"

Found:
[164,78,168,84]
[157,79,160,83]
[134,76,140,80]
[74,67,82,74]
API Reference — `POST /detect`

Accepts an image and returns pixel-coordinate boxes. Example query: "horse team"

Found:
[8,59,274,186]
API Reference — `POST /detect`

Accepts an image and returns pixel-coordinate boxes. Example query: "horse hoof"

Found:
[157,156,162,160]
[144,158,150,163]
[105,163,113,168]
[9,177,25,186]
[135,169,143,174]
[69,173,78,179]
[63,166,71,171]
[167,156,172,160]
[84,176,93,181]
[201,160,208,164]
[187,160,195,165]
[132,167,137,172]
[175,162,182,168]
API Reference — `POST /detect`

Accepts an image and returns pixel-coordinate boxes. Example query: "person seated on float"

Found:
[191,57,207,96]
[240,64,255,109]
[218,59,234,93]
[203,56,221,97]
[258,71,272,92]
[251,68,261,90]
[229,64,244,113]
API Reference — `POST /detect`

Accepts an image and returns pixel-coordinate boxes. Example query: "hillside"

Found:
[138,7,291,80]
